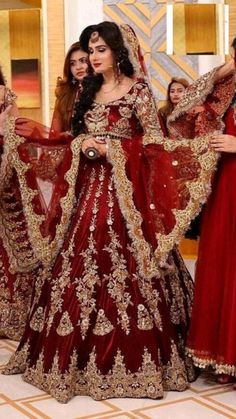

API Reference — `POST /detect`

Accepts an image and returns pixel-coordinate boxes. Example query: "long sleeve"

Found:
[133,82,164,144]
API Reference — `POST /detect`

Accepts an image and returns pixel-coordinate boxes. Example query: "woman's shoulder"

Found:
[131,78,152,95]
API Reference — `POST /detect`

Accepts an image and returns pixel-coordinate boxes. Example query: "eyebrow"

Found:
[88,44,107,50]
[70,56,87,61]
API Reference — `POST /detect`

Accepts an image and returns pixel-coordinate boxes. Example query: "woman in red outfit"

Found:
[166,39,236,384]
[0,23,230,402]
[186,92,236,383]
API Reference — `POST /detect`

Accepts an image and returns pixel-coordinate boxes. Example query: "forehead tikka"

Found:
[90,31,99,43]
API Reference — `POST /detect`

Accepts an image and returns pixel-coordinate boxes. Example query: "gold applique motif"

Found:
[137,304,153,330]
[93,309,114,336]
[103,179,132,335]
[30,306,46,332]
[56,311,74,336]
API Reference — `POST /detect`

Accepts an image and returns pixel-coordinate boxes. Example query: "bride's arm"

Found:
[214,58,235,82]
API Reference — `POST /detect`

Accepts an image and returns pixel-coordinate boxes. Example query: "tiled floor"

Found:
[0,338,235,419]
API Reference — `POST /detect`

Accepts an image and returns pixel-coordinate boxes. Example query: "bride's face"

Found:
[88,36,115,74]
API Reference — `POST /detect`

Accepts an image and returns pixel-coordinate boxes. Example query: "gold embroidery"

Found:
[74,167,105,339]
[30,306,45,332]
[0,254,36,340]
[93,309,114,336]
[154,137,218,264]
[0,173,38,273]
[107,140,159,280]
[2,341,30,374]
[111,117,131,139]
[3,118,86,268]
[186,347,236,377]
[3,342,194,403]
[56,311,74,336]
[137,304,153,330]
[162,342,189,391]
[85,347,163,400]
[103,179,132,335]
[137,276,163,332]
[46,169,96,334]
[85,104,109,134]
[168,67,234,132]
[75,233,100,339]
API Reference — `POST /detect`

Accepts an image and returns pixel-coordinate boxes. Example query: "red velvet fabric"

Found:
[2,85,203,401]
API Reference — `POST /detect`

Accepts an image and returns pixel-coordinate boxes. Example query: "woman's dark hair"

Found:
[72,21,134,136]
[0,68,6,85]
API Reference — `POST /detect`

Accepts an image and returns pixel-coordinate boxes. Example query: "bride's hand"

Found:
[81,138,107,157]
[0,105,13,135]
[209,134,236,153]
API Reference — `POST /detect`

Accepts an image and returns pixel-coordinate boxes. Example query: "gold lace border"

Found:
[3,118,85,267]
[186,347,236,376]
[108,135,218,276]
[4,342,192,403]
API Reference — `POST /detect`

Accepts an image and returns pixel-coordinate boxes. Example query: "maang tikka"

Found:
[90,31,99,43]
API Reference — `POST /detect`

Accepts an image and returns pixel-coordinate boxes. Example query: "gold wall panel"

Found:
[46,0,65,112]
[9,10,40,58]
[185,5,216,55]
[173,4,186,55]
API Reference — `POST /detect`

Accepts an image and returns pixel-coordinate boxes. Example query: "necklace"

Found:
[101,81,119,94]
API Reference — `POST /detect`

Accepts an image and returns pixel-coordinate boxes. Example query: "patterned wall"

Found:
[103,0,199,101]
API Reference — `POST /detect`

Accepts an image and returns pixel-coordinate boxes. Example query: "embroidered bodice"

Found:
[84,81,162,141]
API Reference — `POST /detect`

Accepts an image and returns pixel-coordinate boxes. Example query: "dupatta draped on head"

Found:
[1,23,233,277]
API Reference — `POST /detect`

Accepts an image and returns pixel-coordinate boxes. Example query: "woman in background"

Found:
[0,43,88,340]
[186,51,236,385]
[51,41,88,133]
[158,77,189,135]
[37,42,89,211]
[164,40,236,384]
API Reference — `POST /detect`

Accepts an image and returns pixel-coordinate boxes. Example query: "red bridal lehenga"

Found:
[0,25,229,402]
[186,92,236,376]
